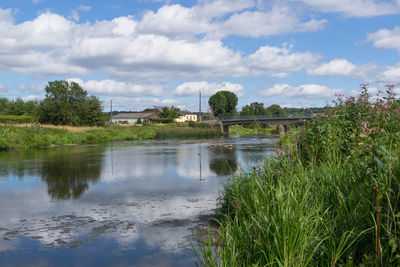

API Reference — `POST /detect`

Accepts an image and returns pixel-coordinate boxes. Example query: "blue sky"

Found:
[0,0,399,111]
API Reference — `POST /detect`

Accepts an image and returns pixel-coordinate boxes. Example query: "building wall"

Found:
[175,114,197,123]
[111,118,138,124]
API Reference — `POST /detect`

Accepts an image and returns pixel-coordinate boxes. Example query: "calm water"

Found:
[0,136,276,266]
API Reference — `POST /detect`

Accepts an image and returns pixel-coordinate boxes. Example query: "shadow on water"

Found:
[0,146,105,199]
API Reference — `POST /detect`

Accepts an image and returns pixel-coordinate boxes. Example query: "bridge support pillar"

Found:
[277,124,288,135]
[222,125,229,136]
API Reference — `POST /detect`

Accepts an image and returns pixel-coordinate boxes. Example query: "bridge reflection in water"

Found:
[203,116,312,135]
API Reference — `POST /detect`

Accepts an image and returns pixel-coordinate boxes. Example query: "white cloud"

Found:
[211,6,327,38]
[0,6,322,81]
[18,83,46,94]
[307,58,356,76]
[296,0,400,17]
[0,7,14,24]
[78,5,91,11]
[22,95,43,101]
[375,63,400,84]
[173,81,244,96]
[69,10,79,22]
[138,2,326,38]
[247,45,321,76]
[0,83,8,92]
[67,78,164,97]
[367,26,400,53]
[105,96,181,111]
[261,83,343,98]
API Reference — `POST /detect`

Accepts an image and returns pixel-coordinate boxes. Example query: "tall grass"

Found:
[0,124,222,150]
[195,85,400,266]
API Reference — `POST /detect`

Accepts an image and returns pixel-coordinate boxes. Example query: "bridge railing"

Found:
[215,115,312,122]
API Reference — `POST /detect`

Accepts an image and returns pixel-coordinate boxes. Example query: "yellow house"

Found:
[175,111,197,123]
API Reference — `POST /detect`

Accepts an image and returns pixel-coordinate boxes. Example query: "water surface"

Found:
[0,136,276,266]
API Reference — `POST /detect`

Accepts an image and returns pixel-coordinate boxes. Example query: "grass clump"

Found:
[229,124,280,135]
[195,85,400,266]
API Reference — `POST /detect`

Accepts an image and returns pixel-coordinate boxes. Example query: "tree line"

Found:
[208,90,324,118]
[0,80,108,126]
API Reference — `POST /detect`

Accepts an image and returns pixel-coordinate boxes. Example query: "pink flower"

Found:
[379,128,384,132]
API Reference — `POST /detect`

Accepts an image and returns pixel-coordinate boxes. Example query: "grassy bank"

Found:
[229,124,279,135]
[195,86,400,266]
[0,124,222,150]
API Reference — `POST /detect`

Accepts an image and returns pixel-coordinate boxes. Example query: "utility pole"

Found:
[199,90,202,121]
[110,99,113,124]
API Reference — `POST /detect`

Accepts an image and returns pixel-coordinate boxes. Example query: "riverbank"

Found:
[0,124,222,150]
[195,87,400,266]
[228,124,279,135]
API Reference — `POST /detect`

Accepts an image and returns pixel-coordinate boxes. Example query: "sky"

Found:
[0,0,399,112]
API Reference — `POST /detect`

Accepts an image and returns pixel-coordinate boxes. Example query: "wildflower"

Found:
[329,135,333,139]
[276,148,283,157]
[379,128,384,132]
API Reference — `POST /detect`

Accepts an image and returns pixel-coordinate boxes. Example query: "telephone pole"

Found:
[199,90,202,121]
[110,99,113,124]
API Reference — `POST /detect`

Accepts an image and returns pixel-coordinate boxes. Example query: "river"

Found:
[0,135,276,266]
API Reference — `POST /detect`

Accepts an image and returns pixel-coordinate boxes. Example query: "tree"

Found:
[160,106,180,119]
[240,102,267,117]
[39,80,107,126]
[266,104,286,116]
[208,91,238,118]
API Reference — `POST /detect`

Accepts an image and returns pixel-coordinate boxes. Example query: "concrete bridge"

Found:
[204,116,312,135]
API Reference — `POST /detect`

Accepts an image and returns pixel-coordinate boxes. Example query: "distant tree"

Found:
[0,97,11,114]
[39,80,107,126]
[241,102,267,117]
[84,96,109,126]
[208,91,238,118]
[266,104,286,116]
[160,106,181,119]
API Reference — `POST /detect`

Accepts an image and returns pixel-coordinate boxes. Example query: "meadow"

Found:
[0,123,222,150]
[195,85,400,266]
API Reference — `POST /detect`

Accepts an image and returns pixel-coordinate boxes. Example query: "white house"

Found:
[111,110,160,124]
[174,111,198,123]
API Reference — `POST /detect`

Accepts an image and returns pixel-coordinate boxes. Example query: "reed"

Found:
[195,86,400,266]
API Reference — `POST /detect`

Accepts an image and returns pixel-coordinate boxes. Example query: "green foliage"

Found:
[188,121,211,128]
[208,91,238,118]
[229,124,272,135]
[240,102,268,117]
[0,97,40,117]
[152,118,174,124]
[195,85,400,266]
[266,104,286,116]
[39,80,107,126]
[160,106,181,119]
[0,115,36,123]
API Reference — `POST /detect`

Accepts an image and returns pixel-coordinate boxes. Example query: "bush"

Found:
[151,118,174,124]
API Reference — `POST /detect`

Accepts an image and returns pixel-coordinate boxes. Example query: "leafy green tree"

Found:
[266,104,286,116]
[208,91,238,118]
[39,80,107,126]
[241,102,267,117]
[0,97,11,114]
[160,106,181,119]
[84,96,108,126]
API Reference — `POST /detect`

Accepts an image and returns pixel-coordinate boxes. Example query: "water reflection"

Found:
[0,146,105,199]
[41,148,104,199]
[0,137,276,266]
[208,145,238,176]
